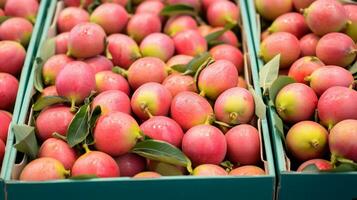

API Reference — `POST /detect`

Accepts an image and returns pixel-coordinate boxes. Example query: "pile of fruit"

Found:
[256,0,357,171]
[15,0,266,181]
[0,0,40,168]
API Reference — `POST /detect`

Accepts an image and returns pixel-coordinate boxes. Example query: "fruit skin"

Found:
[5,0,39,21]
[38,138,78,170]
[71,151,120,178]
[260,32,301,69]
[131,82,172,120]
[167,0,201,11]
[292,0,315,11]
[318,87,357,129]
[40,86,58,98]
[140,33,175,62]
[268,12,309,39]
[202,0,225,11]
[308,66,354,96]
[255,0,293,21]
[63,0,93,8]
[95,70,130,95]
[171,91,213,131]
[210,27,239,47]
[94,112,141,157]
[0,73,19,110]
[209,44,243,72]
[173,30,207,56]
[286,121,328,161]
[164,15,197,37]
[0,139,4,164]
[56,61,96,105]
[92,90,131,115]
[182,125,227,166]
[55,32,69,54]
[288,56,324,84]
[214,87,255,125]
[101,0,127,6]
[42,54,74,86]
[304,0,347,36]
[237,76,247,89]
[193,164,227,176]
[90,3,128,34]
[299,33,320,56]
[163,74,197,97]
[166,55,193,69]
[329,120,357,162]
[136,0,164,18]
[57,7,89,33]
[140,116,184,147]
[84,55,113,74]
[0,40,26,76]
[344,5,357,42]
[0,17,33,46]
[0,110,11,142]
[115,153,146,177]
[198,60,238,100]
[127,13,162,43]
[316,32,357,68]
[20,157,68,181]
[229,166,265,176]
[106,34,141,69]
[275,83,318,123]
[207,1,239,27]
[68,23,106,59]
[128,57,168,90]
[133,171,161,178]
[297,159,332,172]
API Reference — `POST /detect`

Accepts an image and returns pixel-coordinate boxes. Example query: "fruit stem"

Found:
[82,143,91,153]
[229,112,239,124]
[330,153,338,167]
[52,132,67,141]
[64,169,71,177]
[304,76,312,82]
[70,99,77,113]
[199,90,205,97]
[112,66,128,78]
[309,139,320,149]
[140,103,153,118]
[204,114,215,125]
[327,123,334,131]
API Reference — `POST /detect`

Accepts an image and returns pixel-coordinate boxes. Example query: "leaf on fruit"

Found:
[0,16,10,24]
[349,60,357,75]
[33,96,70,112]
[272,110,285,142]
[69,175,98,180]
[248,85,266,119]
[184,52,212,76]
[322,163,357,173]
[268,76,295,102]
[13,125,39,159]
[301,163,319,173]
[160,4,196,17]
[205,21,237,43]
[170,64,187,73]
[87,0,101,13]
[67,104,91,147]
[85,106,102,145]
[338,0,357,5]
[259,54,280,96]
[126,0,133,13]
[131,139,193,173]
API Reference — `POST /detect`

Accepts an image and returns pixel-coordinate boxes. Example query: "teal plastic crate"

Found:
[3,1,276,199]
[246,1,357,200]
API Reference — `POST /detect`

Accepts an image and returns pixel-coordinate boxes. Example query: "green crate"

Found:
[246,1,357,200]
[3,1,276,199]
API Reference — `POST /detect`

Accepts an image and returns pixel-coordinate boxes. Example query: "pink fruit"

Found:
[101,0,127,6]
[0,110,11,142]
[255,0,293,21]
[136,0,164,18]
[193,164,228,176]
[229,166,265,176]
[164,15,198,37]
[268,12,309,38]
[318,87,357,129]
[198,60,238,100]
[286,121,328,161]
[0,17,33,46]
[106,34,141,69]
[202,0,225,11]
[84,55,113,74]
[38,138,77,170]
[260,32,301,69]
[237,76,248,89]
[166,55,193,68]
[68,23,106,59]
[210,28,239,47]
[329,119,357,162]
[140,116,184,147]
[171,91,213,130]
[167,0,201,11]
[94,112,141,156]
[163,74,197,97]
[198,24,212,37]
[275,83,318,123]
[35,106,74,141]
[92,90,131,115]
[90,3,128,34]
[55,32,69,54]
[0,8,3,16]
[0,139,4,164]
[209,44,244,72]
[225,125,260,165]
[0,73,18,110]
[297,159,332,172]
[261,29,270,41]
[304,0,347,36]
[316,32,357,68]
[42,54,74,85]
[133,171,161,178]
[214,87,255,125]
[63,0,93,8]
[300,33,320,56]
[19,157,68,181]
[0,40,26,76]
[207,1,239,27]
[344,5,357,42]
[95,70,130,95]
[173,30,207,56]
[40,86,58,98]
[182,125,227,166]
[4,0,38,21]
[288,56,324,84]
[131,82,172,120]
[127,57,168,90]
[71,151,120,178]
[115,153,146,177]
[308,66,354,96]
[292,0,315,11]
[57,7,89,33]
[127,13,161,43]
[140,33,175,61]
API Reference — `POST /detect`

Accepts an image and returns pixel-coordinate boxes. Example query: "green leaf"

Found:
[184,52,212,76]
[349,60,357,75]
[33,96,70,112]
[259,54,280,96]
[0,16,10,24]
[268,76,295,102]
[207,40,225,47]
[323,163,357,172]
[85,106,102,145]
[301,163,319,172]
[69,175,98,180]
[13,125,38,159]
[67,104,91,147]
[220,160,234,171]
[131,139,192,173]
[160,4,196,17]
[248,85,266,119]
[87,0,101,13]
[170,64,187,73]
[126,0,133,13]
[193,57,213,86]
[205,21,237,43]
[272,110,285,142]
